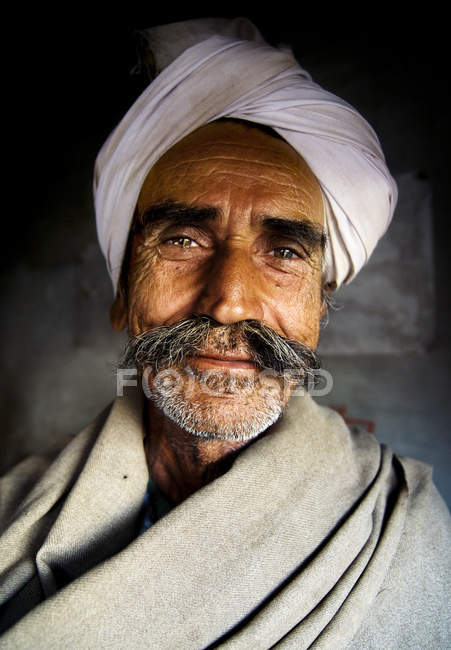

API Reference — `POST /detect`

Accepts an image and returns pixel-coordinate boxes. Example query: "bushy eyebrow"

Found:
[261,217,326,254]
[135,200,326,254]
[135,201,219,232]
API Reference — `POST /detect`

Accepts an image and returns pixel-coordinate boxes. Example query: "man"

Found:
[1,18,449,648]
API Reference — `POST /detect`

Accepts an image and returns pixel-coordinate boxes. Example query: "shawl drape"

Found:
[1,391,449,648]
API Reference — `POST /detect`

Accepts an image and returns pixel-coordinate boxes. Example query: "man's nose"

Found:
[193,246,264,324]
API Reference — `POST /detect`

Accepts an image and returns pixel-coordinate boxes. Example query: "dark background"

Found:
[2,11,450,501]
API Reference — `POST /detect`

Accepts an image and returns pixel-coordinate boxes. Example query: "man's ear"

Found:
[110,292,127,331]
[320,281,335,319]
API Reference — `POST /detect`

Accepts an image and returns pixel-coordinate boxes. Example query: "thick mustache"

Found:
[121,316,320,380]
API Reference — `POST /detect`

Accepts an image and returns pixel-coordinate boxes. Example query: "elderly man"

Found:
[1,18,449,649]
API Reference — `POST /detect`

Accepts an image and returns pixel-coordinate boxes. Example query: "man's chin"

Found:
[154,394,284,442]
[145,368,287,442]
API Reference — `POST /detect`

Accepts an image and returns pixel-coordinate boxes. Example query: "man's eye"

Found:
[166,237,198,248]
[273,247,299,259]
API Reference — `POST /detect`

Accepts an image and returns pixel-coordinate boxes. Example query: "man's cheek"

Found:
[127,268,172,332]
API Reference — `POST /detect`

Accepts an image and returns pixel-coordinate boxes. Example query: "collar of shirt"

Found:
[139,476,175,535]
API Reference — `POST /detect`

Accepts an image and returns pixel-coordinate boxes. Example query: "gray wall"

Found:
[2,16,450,505]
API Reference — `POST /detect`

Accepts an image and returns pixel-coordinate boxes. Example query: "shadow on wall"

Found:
[318,172,435,356]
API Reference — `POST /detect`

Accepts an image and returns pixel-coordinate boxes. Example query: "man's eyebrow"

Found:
[261,217,327,254]
[134,201,219,231]
[134,201,326,253]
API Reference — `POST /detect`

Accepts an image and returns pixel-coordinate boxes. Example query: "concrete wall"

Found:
[2,15,450,505]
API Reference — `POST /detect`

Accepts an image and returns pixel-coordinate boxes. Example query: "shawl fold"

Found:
[0,391,449,648]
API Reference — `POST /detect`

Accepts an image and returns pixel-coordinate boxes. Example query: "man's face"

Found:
[121,120,325,440]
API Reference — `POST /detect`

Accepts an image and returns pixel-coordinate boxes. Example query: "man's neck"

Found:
[144,402,253,505]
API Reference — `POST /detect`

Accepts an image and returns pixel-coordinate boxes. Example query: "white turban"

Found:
[94,18,397,292]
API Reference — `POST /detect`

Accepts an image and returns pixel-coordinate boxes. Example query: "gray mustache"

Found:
[121,316,320,381]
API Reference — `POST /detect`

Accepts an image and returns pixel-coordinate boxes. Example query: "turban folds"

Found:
[94,18,397,291]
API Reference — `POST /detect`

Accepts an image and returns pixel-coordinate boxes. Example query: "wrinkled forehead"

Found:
[136,120,324,227]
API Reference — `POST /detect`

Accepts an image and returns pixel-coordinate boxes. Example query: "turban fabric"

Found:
[94,18,398,291]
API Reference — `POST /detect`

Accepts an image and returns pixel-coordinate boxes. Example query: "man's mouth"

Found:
[188,353,257,371]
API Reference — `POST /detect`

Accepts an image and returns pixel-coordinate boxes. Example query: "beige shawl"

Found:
[1,391,449,648]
